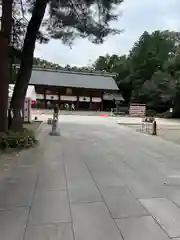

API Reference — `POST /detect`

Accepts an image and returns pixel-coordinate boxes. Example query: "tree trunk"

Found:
[0,0,13,132]
[9,0,47,131]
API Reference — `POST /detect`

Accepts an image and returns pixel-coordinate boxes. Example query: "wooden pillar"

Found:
[101,101,103,111]
[101,92,104,111]
[90,96,92,110]
[44,88,46,109]
[76,96,79,110]
[58,91,61,109]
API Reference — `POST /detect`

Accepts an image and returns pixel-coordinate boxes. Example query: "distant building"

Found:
[29,68,123,111]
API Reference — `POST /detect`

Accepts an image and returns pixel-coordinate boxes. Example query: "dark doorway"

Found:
[79,102,90,110]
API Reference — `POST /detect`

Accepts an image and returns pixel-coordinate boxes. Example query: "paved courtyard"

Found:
[1,116,180,239]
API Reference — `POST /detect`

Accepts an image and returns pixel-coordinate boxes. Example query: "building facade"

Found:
[29,68,122,111]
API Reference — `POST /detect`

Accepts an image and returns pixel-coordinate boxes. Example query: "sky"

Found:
[34,0,180,67]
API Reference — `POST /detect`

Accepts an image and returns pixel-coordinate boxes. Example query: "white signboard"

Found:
[60,95,77,101]
[36,94,44,99]
[129,104,146,117]
[103,93,123,101]
[24,98,32,122]
[92,97,101,102]
[79,96,90,102]
[46,94,59,100]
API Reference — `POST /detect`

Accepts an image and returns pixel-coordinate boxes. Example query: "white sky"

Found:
[34,0,180,66]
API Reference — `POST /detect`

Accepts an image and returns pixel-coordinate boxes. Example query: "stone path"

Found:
[1,117,180,239]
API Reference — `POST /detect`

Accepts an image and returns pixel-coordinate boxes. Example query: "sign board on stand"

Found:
[129,104,146,117]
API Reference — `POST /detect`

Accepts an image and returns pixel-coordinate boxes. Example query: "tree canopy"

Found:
[0,0,124,131]
[93,30,180,117]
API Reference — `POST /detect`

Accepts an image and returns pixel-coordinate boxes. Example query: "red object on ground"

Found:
[100,114,108,117]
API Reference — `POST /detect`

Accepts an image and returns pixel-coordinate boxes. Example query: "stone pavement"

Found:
[1,117,180,239]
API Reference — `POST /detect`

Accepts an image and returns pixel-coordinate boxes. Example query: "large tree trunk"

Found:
[9,0,47,131]
[0,0,13,132]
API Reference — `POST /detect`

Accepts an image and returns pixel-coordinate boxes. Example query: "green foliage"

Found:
[146,109,156,117]
[48,0,123,45]
[156,111,172,118]
[93,30,180,117]
[143,117,155,123]
[11,0,124,46]
[0,129,37,150]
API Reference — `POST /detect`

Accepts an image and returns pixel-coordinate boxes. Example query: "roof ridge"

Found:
[31,67,116,78]
[13,64,116,77]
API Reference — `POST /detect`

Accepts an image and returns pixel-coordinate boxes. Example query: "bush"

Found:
[148,116,155,122]
[146,109,156,117]
[143,117,155,123]
[156,111,172,118]
[0,128,38,150]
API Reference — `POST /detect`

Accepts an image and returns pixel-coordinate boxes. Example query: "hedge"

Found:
[0,128,38,150]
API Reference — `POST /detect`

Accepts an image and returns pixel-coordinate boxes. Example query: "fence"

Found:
[140,122,153,134]
[140,121,158,135]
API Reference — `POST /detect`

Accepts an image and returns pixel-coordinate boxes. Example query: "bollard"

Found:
[110,108,113,117]
[152,120,157,135]
[49,105,60,136]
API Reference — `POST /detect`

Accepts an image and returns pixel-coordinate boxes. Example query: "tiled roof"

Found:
[29,68,118,90]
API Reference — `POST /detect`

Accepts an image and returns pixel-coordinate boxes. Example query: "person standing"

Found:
[71,103,75,111]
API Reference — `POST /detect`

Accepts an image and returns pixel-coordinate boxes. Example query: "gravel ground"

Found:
[23,121,42,132]
[1,116,180,239]
[158,126,180,144]
[126,123,180,145]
